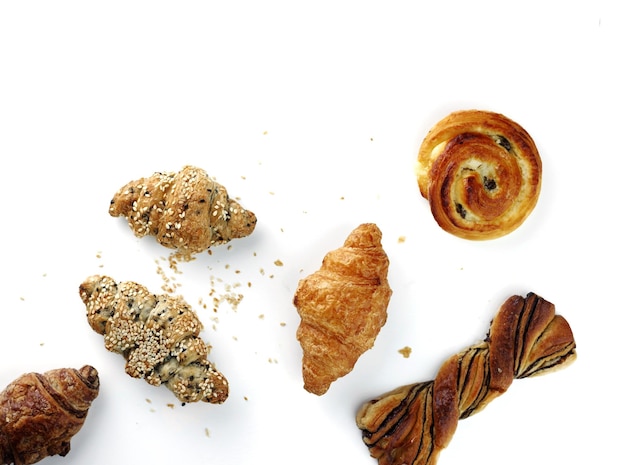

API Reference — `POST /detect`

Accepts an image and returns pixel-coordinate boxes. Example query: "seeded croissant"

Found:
[109,165,257,257]
[79,275,228,404]
[0,365,99,465]
[293,223,393,395]
[356,292,576,465]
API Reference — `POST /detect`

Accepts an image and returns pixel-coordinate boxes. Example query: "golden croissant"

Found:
[293,223,393,395]
[415,110,542,240]
[109,165,257,256]
[0,365,99,465]
[356,292,576,465]
[79,275,228,404]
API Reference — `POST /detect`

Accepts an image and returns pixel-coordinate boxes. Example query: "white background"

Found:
[1,1,623,464]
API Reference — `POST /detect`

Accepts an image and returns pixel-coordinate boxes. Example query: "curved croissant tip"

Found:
[344,223,383,248]
[78,365,100,389]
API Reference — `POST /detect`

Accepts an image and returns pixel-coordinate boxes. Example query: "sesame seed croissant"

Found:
[79,275,228,404]
[356,292,576,465]
[109,165,257,257]
[293,223,393,395]
[0,365,99,465]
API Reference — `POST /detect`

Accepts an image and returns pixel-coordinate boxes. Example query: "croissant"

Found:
[293,223,393,395]
[0,365,99,465]
[415,110,542,240]
[109,165,257,257]
[356,292,576,465]
[79,275,228,404]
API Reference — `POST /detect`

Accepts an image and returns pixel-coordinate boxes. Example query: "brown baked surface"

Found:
[416,110,542,240]
[0,366,99,465]
[109,165,256,257]
[356,292,576,465]
[293,223,393,395]
[79,275,228,404]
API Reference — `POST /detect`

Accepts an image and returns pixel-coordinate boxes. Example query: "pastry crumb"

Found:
[398,346,412,358]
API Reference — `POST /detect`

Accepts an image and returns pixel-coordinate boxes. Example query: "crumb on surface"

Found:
[398,236,406,243]
[398,346,412,358]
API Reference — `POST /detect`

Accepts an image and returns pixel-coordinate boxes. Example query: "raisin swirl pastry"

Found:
[416,110,542,240]
[0,365,99,465]
[79,275,228,404]
[356,292,576,465]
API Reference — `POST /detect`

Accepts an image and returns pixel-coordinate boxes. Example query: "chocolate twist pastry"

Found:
[109,165,257,258]
[79,275,228,404]
[0,365,99,465]
[356,293,576,465]
[416,110,542,240]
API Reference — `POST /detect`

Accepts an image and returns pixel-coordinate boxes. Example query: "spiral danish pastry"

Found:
[416,110,542,240]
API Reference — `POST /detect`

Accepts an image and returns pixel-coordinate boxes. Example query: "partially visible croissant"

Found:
[293,223,393,395]
[79,275,228,404]
[0,365,99,465]
[356,292,576,465]
[109,165,257,257]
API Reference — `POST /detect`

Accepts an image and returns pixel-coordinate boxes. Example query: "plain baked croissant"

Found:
[293,223,393,395]
[356,292,576,465]
[415,110,542,240]
[79,275,228,404]
[109,165,257,257]
[0,365,99,465]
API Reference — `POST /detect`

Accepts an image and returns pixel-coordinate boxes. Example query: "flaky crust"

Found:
[0,366,99,465]
[356,292,576,465]
[79,275,228,404]
[293,223,393,395]
[109,165,256,257]
[416,110,542,240]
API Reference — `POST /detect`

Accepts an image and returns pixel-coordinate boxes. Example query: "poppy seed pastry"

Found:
[79,275,228,404]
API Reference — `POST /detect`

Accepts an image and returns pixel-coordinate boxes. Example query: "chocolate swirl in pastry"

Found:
[0,365,99,465]
[79,275,228,404]
[356,292,576,465]
[416,110,542,240]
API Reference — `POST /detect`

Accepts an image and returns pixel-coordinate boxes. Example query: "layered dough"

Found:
[416,110,542,240]
[109,165,257,257]
[0,366,99,465]
[356,292,576,465]
[293,224,393,395]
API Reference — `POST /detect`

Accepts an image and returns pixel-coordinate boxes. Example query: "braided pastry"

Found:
[79,275,228,404]
[293,223,393,395]
[109,165,257,257]
[356,292,576,465]
[0,365,99,465]
[415,110,542,240]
